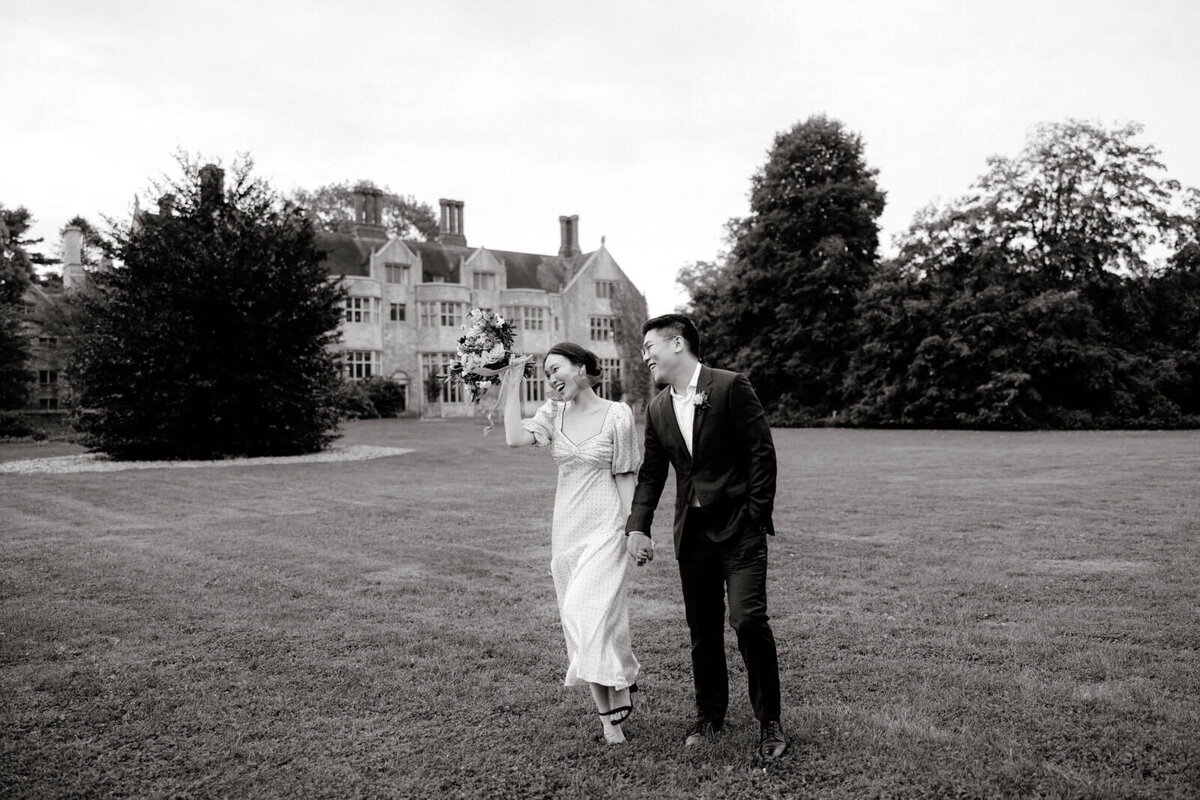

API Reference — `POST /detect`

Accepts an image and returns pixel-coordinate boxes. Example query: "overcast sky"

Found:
[5,0,1198,314]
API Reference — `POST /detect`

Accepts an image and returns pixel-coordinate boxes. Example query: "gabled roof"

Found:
[488,249,545,289]
[316,231,372,277]
[490,249,590,292]
[404,241,468,282]
[561,249,602,293]
[319,230,596,294]
[21,283,57,305]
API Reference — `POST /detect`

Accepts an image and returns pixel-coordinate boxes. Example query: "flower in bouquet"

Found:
[444,308,536,404]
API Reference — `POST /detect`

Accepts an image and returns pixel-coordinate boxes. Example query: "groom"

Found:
[625,313,788,760]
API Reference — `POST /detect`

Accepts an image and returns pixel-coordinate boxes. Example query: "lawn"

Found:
[2,420,1198,799]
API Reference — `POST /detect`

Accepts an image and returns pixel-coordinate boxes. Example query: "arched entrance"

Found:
[390,371,410,413]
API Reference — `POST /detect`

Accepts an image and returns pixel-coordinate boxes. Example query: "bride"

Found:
[501,342,646,744]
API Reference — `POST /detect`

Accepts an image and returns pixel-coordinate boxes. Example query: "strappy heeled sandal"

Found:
[607,683,639,726]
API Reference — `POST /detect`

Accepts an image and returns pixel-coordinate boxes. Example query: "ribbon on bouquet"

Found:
[467,355,531,435]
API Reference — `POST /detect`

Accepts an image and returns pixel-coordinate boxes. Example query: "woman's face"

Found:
[544,353,585,401]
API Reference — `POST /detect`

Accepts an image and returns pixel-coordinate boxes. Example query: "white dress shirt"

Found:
[669,362,704,456]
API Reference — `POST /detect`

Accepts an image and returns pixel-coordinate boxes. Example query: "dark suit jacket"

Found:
[625,365,777,557]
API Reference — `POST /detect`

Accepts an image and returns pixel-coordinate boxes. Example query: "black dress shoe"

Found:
[684,719,722,747]
[759,720,788,760]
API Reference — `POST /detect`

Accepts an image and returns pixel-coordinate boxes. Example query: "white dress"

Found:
[523,400,641,689]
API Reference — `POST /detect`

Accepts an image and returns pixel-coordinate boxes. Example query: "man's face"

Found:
[641,329,681,385]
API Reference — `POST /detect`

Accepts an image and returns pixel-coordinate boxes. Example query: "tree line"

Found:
[5,119,1196,458]
[681,117,1200,429]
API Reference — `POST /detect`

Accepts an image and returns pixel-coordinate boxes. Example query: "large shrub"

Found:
[360,377,406,417]
[67,157,346,459]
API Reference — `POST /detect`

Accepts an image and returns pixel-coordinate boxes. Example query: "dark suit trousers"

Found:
[678,508,782,724]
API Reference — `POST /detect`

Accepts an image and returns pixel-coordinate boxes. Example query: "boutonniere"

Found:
[693,391,711,410]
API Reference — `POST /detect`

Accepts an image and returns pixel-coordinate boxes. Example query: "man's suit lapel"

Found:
[690,365,714,460]
[657,388,691,465]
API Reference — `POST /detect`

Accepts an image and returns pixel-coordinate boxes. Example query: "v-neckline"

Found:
[558,401,614,447]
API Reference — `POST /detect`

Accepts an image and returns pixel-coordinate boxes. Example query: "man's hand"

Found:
[627,532,654,566]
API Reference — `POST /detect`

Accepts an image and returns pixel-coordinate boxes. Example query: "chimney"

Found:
[350,184,388,242]
[353,187,365,221]
[157,194,176,216]
[437,199,467,246]
[558,215,580,257]
[352,184,385,226]
[63,226,83,265]
[199,164,224,207]
[368,189,382,226]
[62,226,86,291]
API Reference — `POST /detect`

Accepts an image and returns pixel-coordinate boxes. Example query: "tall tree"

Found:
[978,120,1184,283]
[686,115,886,421]
[846,120,1198,429]
[1,205,50,303]
[0,310,33,410]
[0,204,40,408]
[1142,201,1200,418]
[67,157,347,459]
[291,180,439,241]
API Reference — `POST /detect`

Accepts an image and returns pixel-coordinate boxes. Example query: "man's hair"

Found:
[642,313,702,360]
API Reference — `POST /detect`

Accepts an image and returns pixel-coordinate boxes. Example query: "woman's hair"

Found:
[546,342,603,386]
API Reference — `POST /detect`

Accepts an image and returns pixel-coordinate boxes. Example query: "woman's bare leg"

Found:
[591,682,625,744]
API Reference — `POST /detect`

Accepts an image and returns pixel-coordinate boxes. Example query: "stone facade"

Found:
[321,189,646,418]
[18,282,66,414]
[16,226,83,414]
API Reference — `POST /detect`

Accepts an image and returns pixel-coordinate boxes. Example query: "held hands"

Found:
[627,532,654,566]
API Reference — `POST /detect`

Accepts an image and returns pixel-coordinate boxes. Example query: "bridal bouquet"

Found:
[444,308,536,405]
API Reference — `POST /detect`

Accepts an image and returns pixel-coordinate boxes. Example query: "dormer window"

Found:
[473,271,497,291]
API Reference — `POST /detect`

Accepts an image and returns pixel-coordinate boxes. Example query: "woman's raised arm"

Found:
[502,358,537,448]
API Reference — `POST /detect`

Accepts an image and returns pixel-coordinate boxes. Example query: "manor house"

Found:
[17,184,646,419]
[320,186,645,416]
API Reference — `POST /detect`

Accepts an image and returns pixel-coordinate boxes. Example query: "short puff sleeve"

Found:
[610,402,641,474]
[521,400,558,447]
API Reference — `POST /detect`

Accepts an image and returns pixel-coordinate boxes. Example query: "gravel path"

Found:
[0,445,414,474]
